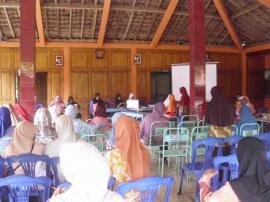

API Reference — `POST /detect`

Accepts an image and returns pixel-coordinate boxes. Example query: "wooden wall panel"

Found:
[111,51,129,70]
[0,48,15,70]
[137,71,149,100]
[47,71,63,104]
[71,49,89,69]
[91,51,109,70]
[150,52,166,69]
[36,49,48,72]
[72,72,89,99]
[91,72,110,99]
[111,72,129,99]
[0,72,15,103]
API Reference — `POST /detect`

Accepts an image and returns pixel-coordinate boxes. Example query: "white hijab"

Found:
[64,105,78,120]
[50,142,124,202]
[45,115,76,158]
[34,107,55,137]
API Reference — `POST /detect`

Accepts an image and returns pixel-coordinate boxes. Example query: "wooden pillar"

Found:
[63,47,70,101]
[19,0,36,116]
[130,48,137,97]
[189,0,206,114]
[242,50,247,96]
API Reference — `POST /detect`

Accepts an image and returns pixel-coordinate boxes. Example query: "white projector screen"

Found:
[171,62,217,102]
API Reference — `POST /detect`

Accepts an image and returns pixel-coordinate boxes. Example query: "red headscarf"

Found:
[14,104,32,122]
[179,87,190,106]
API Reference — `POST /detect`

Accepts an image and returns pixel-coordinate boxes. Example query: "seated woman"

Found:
[163,94,176,117]
[205,86,234,138]
[115,93,125,108]
[66,96,80,109]
[0,106,14,138]
[4,121,45,175]
[140,102,168,145]
[89,92,104,118]
[45,115,77,158]
[236,104,257,131]
[49,96,66,124]
[90,102,111,132]
[105,115,150,186]
[34,107,56,143]
[239,96,256,115]
[50,142,124,202]
[199,137,270,202]
[65,105,98,137]
[14,103,32,122]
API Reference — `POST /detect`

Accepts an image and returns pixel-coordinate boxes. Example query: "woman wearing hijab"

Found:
[89,93,103,118]
[66,96,80,109]
[163,94,176,117]
[49,96,65,124]
[34,107,56,143]
[140,102,168,145]
[0,106,13,138]
[236,104,257,131]
[45,115,76,158]
[115,93,125,108]
[199,137,270,202]
[105,115,151,186]
[50,142,123,202]
[65,105,98,137]
[4,121,45,175]
[239,96,256,115]
[90,102,111,132]
[205,86,234,138]
[179,87,190,117]
[14,103,32,122]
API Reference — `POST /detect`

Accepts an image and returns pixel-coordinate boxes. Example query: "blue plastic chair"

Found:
[6,154,51,177]
[178,137,223,201]
[231,125,238,135]
[256,133,270,150]
[0,175,51,202]
[222,135,242,155]
[116,176,174,202]
[50,157,61,187]
[57,182,71,191]
[212,154,239,190]
[0,156,8,201]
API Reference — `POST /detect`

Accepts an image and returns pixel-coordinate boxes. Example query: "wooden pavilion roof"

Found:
[0,0,269,49]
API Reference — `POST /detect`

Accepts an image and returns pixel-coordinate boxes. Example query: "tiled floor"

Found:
[151,159,196,202]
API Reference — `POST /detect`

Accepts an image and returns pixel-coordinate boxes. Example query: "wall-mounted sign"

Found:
[55,56,63,66]
[96,49,104,59]
[134,54,141,65]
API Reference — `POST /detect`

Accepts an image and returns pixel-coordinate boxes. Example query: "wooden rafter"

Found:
[150,0,179,48]
[256,0,270,8]
[122,0,136,40]
[44,9,49,38]
[3,8,15,38]
[245,43,270,53]
[209,26,226,44]
[219,33,230,44]
[97,0,111,47]
[91,10,97,39]
[231,3,260,19]
[69,9,72,39]
[213,0,241,49]
[80,0,85,39]
[36,0,45,46]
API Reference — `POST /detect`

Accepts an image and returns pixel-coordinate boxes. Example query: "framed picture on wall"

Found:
[55,56,63,66]
[134,54,141,64]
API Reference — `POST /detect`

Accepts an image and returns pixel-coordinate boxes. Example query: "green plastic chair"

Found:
[158,127,189,177]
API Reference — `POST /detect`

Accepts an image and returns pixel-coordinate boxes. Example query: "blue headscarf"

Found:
[109,112,124,145]
[236,105,257,130]
[0,107,12,138]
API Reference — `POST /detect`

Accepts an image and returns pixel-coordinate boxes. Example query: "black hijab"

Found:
[205,86,234,127]
[230,137,270,202]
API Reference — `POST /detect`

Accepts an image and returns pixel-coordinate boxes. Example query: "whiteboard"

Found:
[171,63,217,101]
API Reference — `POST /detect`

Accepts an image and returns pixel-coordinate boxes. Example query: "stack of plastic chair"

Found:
[149,121,170,159]
[222,135,243,155]
[212,154,239,190]
[158,127,189,177]
[116,176,174,202]
[178,137,223,201]
[239,123,260,137]
[0,175,51,202]
[0,156,8,201]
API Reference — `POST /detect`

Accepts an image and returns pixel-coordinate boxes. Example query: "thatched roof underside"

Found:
[0,0,269,48]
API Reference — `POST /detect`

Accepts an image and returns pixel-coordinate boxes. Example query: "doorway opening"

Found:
[36,72,48,107]
[150,71,171,103]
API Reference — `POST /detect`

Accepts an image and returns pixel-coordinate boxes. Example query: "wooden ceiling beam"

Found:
[150,0,179,48]
[245,43,270,53]
[0,41,241,53]
[97,0,111,47]
[3,8,15,38]
[231,3,260,19]
[36,0,45,46]
[213,0,241,49]
[256,0,270,8]
[80,9,85,39]
[122,0,136,40]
